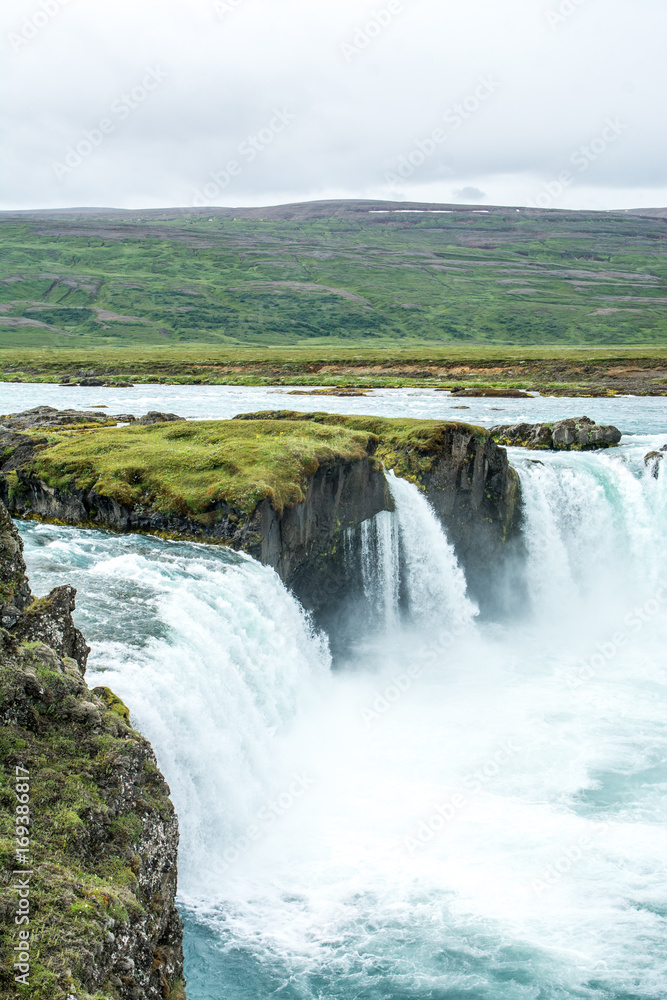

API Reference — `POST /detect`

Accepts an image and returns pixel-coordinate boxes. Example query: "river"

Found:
[9,384,667,999]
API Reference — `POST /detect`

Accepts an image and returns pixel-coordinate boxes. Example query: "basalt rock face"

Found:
[256,454,392,616]
[234,412,524,618]
[0,501,185,1000]
[644,444,667,478]
[419,426,523,612]
[490,416,621,450]
[0,455,392,621]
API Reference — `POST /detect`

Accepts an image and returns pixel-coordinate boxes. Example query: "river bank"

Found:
[2,346,667,396]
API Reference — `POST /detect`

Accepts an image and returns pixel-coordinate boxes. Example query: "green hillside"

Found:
[1,202,666,349]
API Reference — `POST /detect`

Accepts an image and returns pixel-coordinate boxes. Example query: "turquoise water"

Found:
[15,389,667,1000]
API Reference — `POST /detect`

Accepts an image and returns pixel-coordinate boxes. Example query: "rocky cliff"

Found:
[235,412,523,614]
[0,502,185,1000]
[0,407,522,620]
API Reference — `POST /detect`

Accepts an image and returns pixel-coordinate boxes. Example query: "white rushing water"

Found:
[18,435,667,1000]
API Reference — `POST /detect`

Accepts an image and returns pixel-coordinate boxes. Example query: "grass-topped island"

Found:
[1,407,523,617]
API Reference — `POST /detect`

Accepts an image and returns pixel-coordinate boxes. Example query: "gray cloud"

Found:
[1,0,666,210]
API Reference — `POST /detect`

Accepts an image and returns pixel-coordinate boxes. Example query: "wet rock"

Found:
[0,500,32,620]
[644,444,667,478]
[0,496,185,1000]
[137,411,185,425]
[12,584,91,672]
[490,416,621,450]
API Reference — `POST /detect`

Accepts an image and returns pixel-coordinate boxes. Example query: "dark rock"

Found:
[490,416,621,450]
[0,430,49,472]
[0,501,32,619]
[451,388,532,398]
[0,604,22,627]
[417,425,523,614]
[0,405,138,430]
[260,455,392,616]
[644,445,667,478]
[12,584,91,672]
[137,411,185,425]
[0,497,185,999]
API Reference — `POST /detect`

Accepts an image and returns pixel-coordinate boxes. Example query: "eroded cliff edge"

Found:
[0,501,185,1000]
[0,408,521,617]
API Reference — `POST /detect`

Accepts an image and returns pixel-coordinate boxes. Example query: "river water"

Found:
[7,384,667,999]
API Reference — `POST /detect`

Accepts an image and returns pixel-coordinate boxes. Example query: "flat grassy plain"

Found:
[2,343,667,395]
[1,202,666,392]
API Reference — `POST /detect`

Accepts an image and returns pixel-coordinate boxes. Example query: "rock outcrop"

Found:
[0,405,137,430]
[417,423,522,609]
[644,445,667,478]
[450,388,532,399]
[490,416,621,450]
[0,502,185,1000]
[0,451,391,620]
[0,407,522,620]
[234,412,523,616]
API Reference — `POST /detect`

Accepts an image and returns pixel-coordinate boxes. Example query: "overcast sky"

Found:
[1,0,666,211]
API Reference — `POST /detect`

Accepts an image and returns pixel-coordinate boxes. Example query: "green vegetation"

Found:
[1,206,666,354]
[2,342,667,394]
[24,418,377,517]
[6,414,488,525]
[0,640,165,1000]
[235,411,486,485]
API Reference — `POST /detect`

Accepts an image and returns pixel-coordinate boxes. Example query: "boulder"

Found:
[644,444,667,478]
[0,405,137,430]
[491,416,621,450]
[12,584,91,672]
[137,411,185,425]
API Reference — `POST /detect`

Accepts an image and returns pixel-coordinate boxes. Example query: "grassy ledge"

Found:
[20,419,377,518]
[2,415,490,527]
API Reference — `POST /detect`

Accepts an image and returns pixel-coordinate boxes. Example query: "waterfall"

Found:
[353,474,476,633]
[360,510,400,629]
[515,446,667,621]
[17,443,667,1000]
[20,528,332,893]
[387,471,478,628]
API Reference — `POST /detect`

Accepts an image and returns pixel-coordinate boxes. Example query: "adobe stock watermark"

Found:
[531,822,610,895]
[361,663,423,728]
[190,108,296,205]
[404,739,521,856]
[545,0,588,29]
[8,0,75,54]
[13,765,32,988]
[219,771,315,873]
[51,67,168,180]
[383,76,500,186]
[340,1,403,64]
[213,0,247,17]
[361,615,475,729]
[528,116,628,209]
[562,581,667,689]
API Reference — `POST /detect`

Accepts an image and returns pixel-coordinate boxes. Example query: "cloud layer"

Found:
[2,0,666,210]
